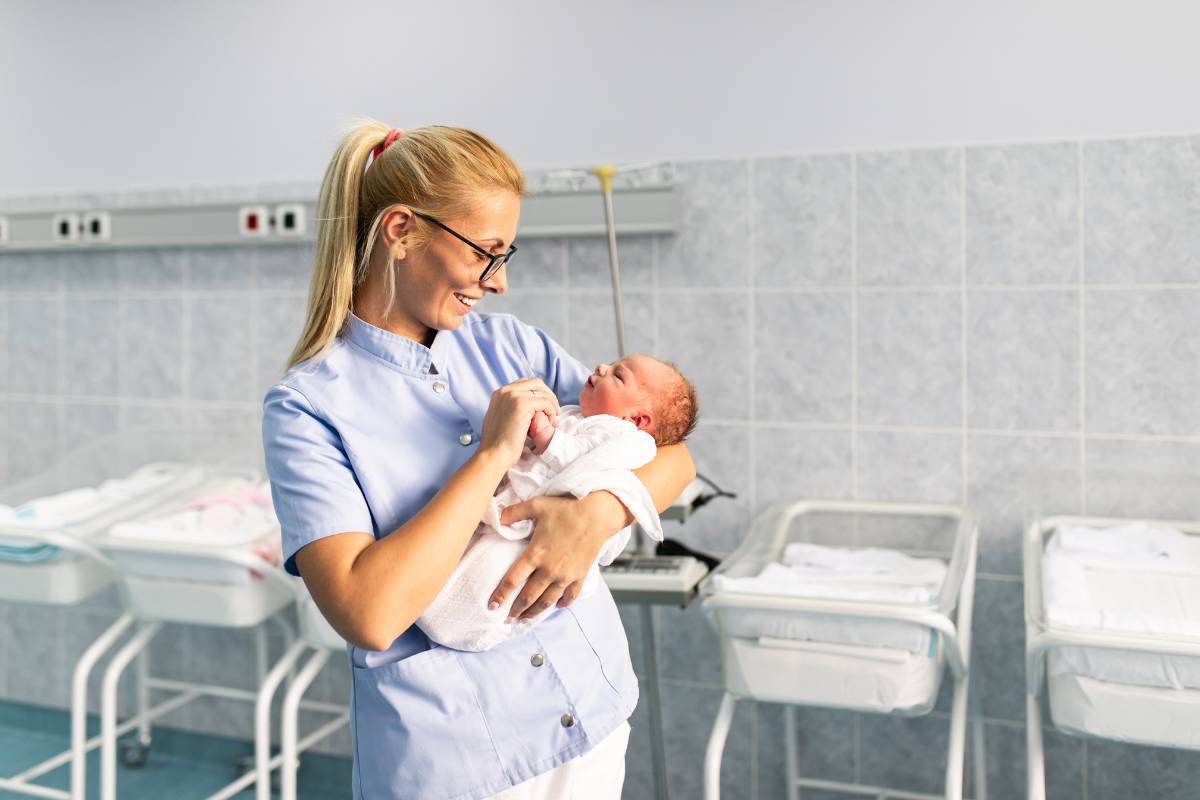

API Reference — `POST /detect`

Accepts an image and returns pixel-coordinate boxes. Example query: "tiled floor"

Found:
[0,703,351,799]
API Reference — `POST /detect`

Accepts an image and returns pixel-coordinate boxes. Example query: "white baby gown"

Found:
[417,406,665,651]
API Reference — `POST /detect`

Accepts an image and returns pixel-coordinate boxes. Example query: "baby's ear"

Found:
[628,412,652,432]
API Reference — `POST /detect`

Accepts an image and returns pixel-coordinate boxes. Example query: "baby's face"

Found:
[578,354,671,431]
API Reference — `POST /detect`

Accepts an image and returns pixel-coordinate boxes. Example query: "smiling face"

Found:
[579,354,675,431]
[363,190,520,343]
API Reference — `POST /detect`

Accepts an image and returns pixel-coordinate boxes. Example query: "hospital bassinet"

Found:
[1024,467,1200,800]
[700,499,984,800]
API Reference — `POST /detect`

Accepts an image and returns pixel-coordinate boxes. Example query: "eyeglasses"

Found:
[414,212,517,282]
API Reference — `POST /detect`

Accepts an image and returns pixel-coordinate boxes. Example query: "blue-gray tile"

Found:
[63,297,119,397]
[1,252,64,291]
[187,296,255,402]
[753,154,852,287]
[121,298,183,399]
[655,601,723,686]
[257,294,307,395]
[1084,136,1200,284]
[63,251,119,291]
[1086,737,1200,800]
[0,297,7,395]
[1085,288,1200,436]
[857,290,962,427]
[616,605,647,679]
[509,237,565,291]
[967,290,1079,431]
[61,403,120,484]
[781,704,858,786]
[6,402,60,481]
[185,627,262,692]
[658,161,752,289]
[187,247,255,289]
[674,422,751,555]
[118,248,187,290]
[9,297,59,395]
[971,578,1025,723]
[966,143,1079,285]
[1084,438,1200,520]
[567,235,653,289]
[755,290,853,424]
[479,292,566,346]
[975,721,1085,800]
[754,427,854,508]
[856,430,963,504]
[657,291,751,421]
[858,712,953,796]
[5,603,65,708]
[660,682,754,800]
[565,291,654,370]
[857,149,962,286]
[256,243,315,291]
[966,433,1081,576]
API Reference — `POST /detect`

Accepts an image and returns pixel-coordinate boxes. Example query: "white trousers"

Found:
[486,720,631,800]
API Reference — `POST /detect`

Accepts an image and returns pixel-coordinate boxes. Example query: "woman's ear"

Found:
[380,205,414,259]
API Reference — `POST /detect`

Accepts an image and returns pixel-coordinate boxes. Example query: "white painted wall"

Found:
[3,0,1199,195]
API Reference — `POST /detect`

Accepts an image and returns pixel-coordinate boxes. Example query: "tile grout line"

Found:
[1077,141,1089,519]
[850,153,859,500]
[747,158,757,531]
[960,147,969,506]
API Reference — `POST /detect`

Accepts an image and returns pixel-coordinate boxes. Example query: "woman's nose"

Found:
[480,262,507,294]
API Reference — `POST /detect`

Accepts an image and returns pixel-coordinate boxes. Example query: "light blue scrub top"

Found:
[261,312,639,800]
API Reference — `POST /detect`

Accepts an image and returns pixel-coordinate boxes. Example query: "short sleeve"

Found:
[262,384,376,576]
[510,318,590,406]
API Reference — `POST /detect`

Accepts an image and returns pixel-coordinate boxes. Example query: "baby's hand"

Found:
[528,410,555,454]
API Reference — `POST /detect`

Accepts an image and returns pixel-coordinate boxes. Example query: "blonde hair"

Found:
[285,119,525,370]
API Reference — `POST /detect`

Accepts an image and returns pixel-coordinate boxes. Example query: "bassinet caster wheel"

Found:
[118,736,151,769]
[235,753,283,793]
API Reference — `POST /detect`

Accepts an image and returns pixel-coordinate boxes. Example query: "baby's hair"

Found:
[649,359,698,446]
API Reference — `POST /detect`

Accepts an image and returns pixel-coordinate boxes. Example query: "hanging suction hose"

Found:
[593,164,628,358]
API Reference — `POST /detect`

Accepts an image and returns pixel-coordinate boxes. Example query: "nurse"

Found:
[261,121,694,799]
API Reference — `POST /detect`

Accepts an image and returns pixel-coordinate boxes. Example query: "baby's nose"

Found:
[595,363,609,376]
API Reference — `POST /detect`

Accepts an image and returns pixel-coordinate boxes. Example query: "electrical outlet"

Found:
[52,213,81,243]
[274,203,306,237]
[82,211,111,241]
[239,205,270,237]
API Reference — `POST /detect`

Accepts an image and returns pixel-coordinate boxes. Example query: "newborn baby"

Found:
[417,353,698,651]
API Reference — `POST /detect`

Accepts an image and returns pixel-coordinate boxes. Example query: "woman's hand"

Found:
[488,493,618,621]
[477,377,560,466]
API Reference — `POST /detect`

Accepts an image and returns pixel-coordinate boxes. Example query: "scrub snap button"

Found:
[560,713,575,728]
[432,381,446,394]
[530,653,544,667]
[458,433,473,446]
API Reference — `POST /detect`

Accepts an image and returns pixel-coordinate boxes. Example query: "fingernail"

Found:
[504,616,515,624]
[488,601,499,610]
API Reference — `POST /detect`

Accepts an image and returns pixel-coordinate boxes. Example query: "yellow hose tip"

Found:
[592,164,617,193]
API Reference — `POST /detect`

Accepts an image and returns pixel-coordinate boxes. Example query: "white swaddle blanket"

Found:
[418,407,664,651]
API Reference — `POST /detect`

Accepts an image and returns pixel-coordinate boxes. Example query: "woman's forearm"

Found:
[582,443,697,532]
[304,448,510,650]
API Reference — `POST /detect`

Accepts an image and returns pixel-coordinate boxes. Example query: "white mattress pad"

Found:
[709,544,946,653]
[1044,522,1200,689]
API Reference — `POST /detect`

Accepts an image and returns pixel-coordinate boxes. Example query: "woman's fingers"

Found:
[556,581,583,609]
[505,568,554,622]
[520,581,568,621]
[488,556,535,614]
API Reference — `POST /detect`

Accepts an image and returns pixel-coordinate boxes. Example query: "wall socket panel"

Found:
[0,185,676,252]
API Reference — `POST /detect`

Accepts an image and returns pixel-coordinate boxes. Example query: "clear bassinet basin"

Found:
[701,500,975,713]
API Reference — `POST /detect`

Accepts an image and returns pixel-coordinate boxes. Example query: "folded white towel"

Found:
[1044,523,1200,638]
[419,407,662,651]
[712,544,946,605]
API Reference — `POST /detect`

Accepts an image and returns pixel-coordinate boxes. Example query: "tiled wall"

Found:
[4,135,1200,798]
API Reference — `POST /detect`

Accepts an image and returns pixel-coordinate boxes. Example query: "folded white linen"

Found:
[419,407,662,651]
[1043,522,1200,640]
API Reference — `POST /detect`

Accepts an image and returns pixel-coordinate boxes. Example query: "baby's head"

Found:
[578,354,698,446]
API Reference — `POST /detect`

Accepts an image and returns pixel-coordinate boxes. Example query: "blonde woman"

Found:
[261,122,694,800]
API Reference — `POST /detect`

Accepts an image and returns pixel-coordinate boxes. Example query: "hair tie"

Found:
[371,128,405,164]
